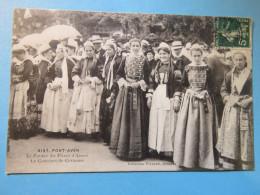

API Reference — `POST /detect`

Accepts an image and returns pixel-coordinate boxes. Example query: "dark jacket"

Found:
[36,59,56,104]
[54,58,75,89]
[221,68,252,100]
[149,60,181,98]
[71,57,103,81]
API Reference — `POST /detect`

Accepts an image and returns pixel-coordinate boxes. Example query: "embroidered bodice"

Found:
[187,65,208,90]
[125,55,146,81]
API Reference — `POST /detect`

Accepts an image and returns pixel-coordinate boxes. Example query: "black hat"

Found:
[49,40,60,51]
[144,49,155,56]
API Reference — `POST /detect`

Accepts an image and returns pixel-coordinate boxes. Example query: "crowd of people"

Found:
[9,32,253,170]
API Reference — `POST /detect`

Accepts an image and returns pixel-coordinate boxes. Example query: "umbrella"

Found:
[40,25,82,43]
[19,33,44,48]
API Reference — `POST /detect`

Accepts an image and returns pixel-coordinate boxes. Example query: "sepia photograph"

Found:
[6,8,253,174]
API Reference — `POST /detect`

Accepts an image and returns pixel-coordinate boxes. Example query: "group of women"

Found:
[9,35,253,170]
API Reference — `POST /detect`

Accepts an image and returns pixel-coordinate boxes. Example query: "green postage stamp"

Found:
[215,16,252,48]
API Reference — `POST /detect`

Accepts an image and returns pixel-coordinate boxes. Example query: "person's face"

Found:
[159,50,170,63]
[118,42,123,48]
[173,48,182,56]
[191,50,203,65]
[61,40,68,46]
[67,47,75,56]
[15,52,26,61]
[43,49,55,60]
[130,42,141,54]
[85,46,95,58]
[226,57,234,67]
[106,46,115,57]
[146,52,154,61]
[233,53,246,70]
[93,42,102,51]
[28,47,37,56]
[56,49,64,59]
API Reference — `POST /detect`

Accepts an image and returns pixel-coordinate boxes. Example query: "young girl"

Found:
[36,44,56,128]
[216,51,253,170]
[147,43,181,160]
[67,41,103,141]
[41,44,75,137]
[9,45,33,139]
[100,40,122,145]
[173,44,218,169]
[109,38,150,160]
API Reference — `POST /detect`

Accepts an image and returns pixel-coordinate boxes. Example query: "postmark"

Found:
[215,16,252,48]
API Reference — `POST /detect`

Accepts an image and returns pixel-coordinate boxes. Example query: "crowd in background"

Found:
[9,31,253,170]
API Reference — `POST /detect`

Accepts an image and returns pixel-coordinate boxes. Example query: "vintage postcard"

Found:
[6,8,253,173]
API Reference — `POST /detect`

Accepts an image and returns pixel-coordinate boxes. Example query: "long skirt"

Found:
[173,89,218,169]
[67,83,103,134]
[26,94,39,134]
[8,81,31,139]
[109,86,149,160]
[148,84,178,153]
[9,81,29,120]
[41,86,72,133]
[100,87,113,144]
[216,102,254,170]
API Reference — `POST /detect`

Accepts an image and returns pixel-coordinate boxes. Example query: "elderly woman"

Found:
[100,40,122,145]
[9,45,33,139]
[173,44,218,170]
[109,38,150,160]
[147,43,181,161]
[67,41,103,141]
[216,51,253,170]
[41,44,75,137]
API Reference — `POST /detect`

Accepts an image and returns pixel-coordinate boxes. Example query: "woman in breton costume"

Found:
[41,44,75,136]
[67,41,103,141]
[35,44,56,131]
[147,42,182,161]
[109,38,150,160]
[9,45,33,139]
[26,44,41,134]
[216,51,254,170]
[100,40,122,145]
[173,44,218,169]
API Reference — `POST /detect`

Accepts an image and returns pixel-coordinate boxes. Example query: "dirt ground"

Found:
[6,134,181,174]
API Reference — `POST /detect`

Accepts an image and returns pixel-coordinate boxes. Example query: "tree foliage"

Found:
[13,8,214,45]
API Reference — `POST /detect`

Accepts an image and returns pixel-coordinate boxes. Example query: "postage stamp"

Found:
[215,16,252,48]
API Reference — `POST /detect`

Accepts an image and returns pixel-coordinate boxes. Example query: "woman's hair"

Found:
[42,48,52,56]
[129,38,141,47]
[233,51,247,67]
[190,47,203,56]
[233,51,247,60]
[105,42,117,51]
[158,47,171,54]
[12,50,26,55]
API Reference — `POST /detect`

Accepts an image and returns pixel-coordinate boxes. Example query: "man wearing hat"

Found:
[66,38,79,64]
[90,35,106,98]
[171,41,191,75]
[90,35,106,64]
[9,45,33,139]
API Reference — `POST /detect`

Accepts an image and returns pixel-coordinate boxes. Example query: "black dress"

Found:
[100,55,122,144]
